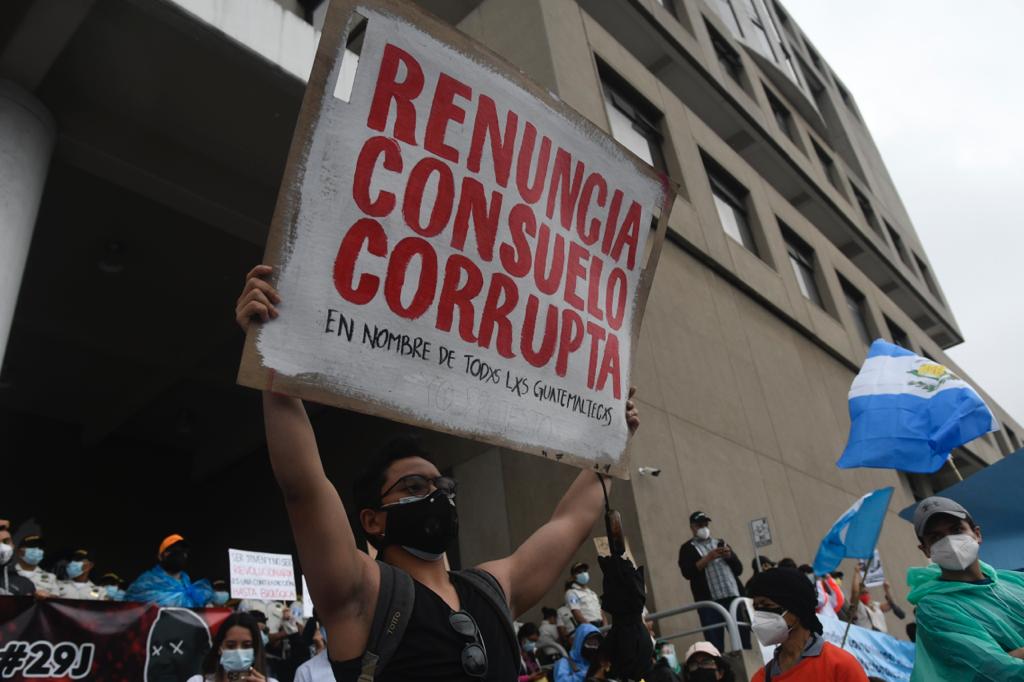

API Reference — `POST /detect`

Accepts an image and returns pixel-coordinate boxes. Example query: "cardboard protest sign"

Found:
[859,549,885,588]
[228,549,297,601]
[238,0,673,477]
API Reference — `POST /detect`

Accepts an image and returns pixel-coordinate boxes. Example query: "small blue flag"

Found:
[813,487,893,576]
[837,339,997,474]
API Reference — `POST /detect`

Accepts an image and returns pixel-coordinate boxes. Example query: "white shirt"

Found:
[295,650,335,682]
[58,579,106,600]
[539,621,560,641]
[186,675,280,682]
[17,566,59,594]
[565,583,602,624]
[556,605,575,631]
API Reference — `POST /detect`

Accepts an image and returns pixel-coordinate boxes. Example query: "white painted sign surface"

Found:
[239,0,671,477]
[229,549,297,601]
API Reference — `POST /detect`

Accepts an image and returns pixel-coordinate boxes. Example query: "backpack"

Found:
[356,560,518,681]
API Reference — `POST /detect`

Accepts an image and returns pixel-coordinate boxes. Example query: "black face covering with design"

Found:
[381,489,458,561]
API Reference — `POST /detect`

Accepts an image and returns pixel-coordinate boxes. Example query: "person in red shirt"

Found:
[747,568,867,682]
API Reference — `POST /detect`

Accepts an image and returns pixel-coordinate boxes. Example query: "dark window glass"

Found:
[851,185,881,235]
[885,316,912,351]
[1006,426,1021,451]
[654,0,677,18]
[765,87,797,143]
[813,141,843,192]
[886,222,914,269]
[599,66,668,172]
[914,255,943,302]
[706,21,746,86]
[840,278,872,345]
[781,224,823,307]
[705,159,758,255]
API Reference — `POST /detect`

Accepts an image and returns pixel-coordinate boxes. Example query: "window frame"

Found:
[839,277,873,346]
[704,155,760,256]
[598,63,669,173]
[780,223,825,309]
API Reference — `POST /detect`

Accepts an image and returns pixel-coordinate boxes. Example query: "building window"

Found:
[1006,425,1021,451]
[812,140,843,193]
[851,185,881,235]
[836,81,861,120]
[654,0,677,18]
[840,277,873,346]
[781,224,824,308]
[741,0,777,59]
[599,66,668,172]
[706,21,746,87]
[885,316,912,350]
[914,255,943,302]
[805,43,822,71]
[885,221,914,270]
[709,0,744,37]
[764,86,798,145]
[704,157,759,255]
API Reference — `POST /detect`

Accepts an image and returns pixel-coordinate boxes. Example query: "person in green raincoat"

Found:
[907,496,1024,681]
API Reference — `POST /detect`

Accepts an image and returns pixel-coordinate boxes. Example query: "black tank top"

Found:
[330,572,518,681]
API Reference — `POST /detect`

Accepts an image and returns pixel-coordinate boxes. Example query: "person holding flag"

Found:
[906,496,1024,681]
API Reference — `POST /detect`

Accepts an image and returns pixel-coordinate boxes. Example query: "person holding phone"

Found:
[187,612,279,682]
[678,512,749,652]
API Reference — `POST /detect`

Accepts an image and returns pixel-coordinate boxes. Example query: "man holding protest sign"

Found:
[236,265,639,681]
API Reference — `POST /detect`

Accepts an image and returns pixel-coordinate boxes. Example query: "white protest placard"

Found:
[750,517,772,548]
[238,0,672,478]
[859,549,885,588]
[301,575,314,619]
[229,549,297,601]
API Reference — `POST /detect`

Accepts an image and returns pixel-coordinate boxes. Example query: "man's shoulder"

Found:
[821,641,865,668]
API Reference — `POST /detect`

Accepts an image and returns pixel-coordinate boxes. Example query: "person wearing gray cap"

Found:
[906,496,1024,681]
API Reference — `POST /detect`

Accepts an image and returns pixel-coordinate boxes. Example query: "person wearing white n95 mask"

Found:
[907,496,1024,681]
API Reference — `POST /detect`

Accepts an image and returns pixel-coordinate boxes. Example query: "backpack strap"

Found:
[358,560,415,681]
[451,568,519,665]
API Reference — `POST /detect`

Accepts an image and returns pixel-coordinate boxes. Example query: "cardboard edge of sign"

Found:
[237,0,679,480]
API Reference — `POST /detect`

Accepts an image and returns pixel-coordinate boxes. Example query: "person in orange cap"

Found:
[124,534,214,607]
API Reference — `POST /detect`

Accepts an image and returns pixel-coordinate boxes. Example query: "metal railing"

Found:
[643,597,747,653]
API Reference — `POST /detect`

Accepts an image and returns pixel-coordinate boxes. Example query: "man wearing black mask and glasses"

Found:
[235,266,641,681]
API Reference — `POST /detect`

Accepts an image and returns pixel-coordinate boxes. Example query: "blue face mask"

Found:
[261,631,269,647]
[212,591,230,606]
[23,548,44,566]
[66,561,85,579]
[220,648,255,672]
[575,572,590,586]
[523,640,537,653]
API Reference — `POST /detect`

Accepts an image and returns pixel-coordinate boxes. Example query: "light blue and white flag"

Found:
[812,487,893,576]
[837,339,998,473]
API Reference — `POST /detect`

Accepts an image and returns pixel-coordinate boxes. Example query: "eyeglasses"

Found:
[449,611,487,678]
[380,475,456,503]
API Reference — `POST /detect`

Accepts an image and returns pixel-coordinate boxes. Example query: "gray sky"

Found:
[782,0,1024,426]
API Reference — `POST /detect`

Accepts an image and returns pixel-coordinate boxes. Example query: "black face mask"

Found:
[381,489,458,561]
[688,669,718,682]
[160,551,188,575]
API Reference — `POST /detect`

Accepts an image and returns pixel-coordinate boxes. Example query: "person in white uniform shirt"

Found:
[565,561,606,627]
[58,549,106,600]
[15,535,58,597]
[186,612,279,682]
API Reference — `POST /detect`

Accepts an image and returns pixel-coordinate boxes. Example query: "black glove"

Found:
[598,554,653,681]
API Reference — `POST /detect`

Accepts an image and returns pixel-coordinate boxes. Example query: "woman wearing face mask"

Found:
[680,642,735,682]
[746,568,868,681]
[517,622,545,682]
[187,612,278,682]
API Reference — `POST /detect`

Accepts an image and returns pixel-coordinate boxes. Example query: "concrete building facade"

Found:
[1,0,1021,652]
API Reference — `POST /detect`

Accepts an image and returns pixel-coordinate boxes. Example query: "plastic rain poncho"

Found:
[124,565,214,607]
[907,561,1024,681]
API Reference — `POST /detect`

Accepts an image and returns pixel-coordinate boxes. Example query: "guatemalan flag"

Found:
[837,339,998,474]
[813,487,893,576]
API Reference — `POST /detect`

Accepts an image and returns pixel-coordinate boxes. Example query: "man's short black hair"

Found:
[352,435,436,546]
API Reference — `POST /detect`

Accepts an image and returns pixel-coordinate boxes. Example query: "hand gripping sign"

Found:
[238,0,673,477]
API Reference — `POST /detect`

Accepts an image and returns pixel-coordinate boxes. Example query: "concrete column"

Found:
[0,80,54,368]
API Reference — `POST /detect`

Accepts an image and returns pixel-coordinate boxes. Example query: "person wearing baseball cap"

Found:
[679,641,735,682]
[906,496,1024,681]
[746,567,867,681]
[57,549,104,600]
[124,534,214,607]
[15,535,59,597]
[565,561,606,627]
[678,511,748,652]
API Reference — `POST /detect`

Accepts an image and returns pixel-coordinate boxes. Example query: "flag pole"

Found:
[841,559,871,648]
[946,457,964,482]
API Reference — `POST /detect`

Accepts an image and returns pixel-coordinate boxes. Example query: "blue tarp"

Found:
[899,448,1024,570]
